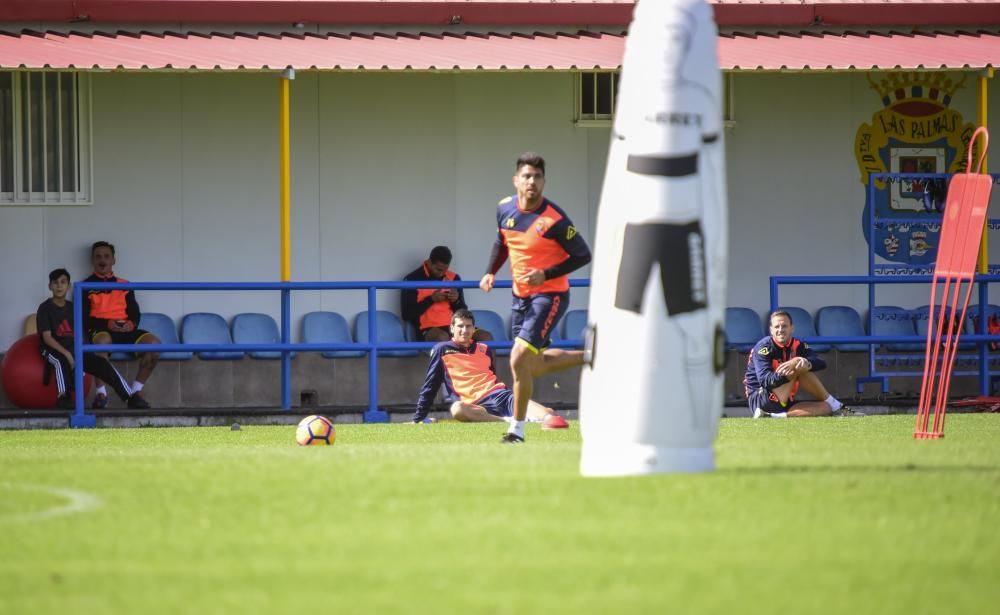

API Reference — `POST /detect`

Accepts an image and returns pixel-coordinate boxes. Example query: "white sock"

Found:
[825,395,842,411]
[772,412,788,418]
[96,385,107,396]
[508,420,525,438]
[132,381,144,393]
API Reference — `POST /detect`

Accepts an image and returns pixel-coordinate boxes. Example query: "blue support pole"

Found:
[281,288,291,410]
[70,282,95,428]
[364,286,388,423]
[978,281,989,396]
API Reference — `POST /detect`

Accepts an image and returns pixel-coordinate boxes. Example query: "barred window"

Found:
[576,71,619,126]
[576,71,736,128]
[0,72,92,205]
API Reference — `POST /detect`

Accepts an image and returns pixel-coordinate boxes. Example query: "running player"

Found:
[479,153,591,443]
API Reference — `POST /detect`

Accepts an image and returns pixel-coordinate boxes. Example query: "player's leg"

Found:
[42,350,74,409]
[421,327,449,342]
[795,370,846,414]
[537,347,585,376]
[450,401,506,423]
[82,353,136,404]
[509,341,540,423]
[501,298,531,442]
[526,399,569,429]
[135,330,160,387]
[509,292,565,422]
[785,400,833,417]
[90,330,112,409]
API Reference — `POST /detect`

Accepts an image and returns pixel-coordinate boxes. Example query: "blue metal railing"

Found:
[770,274,1000,397]
[69,278,589,427]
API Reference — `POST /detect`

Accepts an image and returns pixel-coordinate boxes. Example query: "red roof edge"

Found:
[1,1,998,28]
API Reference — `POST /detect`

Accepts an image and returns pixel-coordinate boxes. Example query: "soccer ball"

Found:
[296,414,336,446]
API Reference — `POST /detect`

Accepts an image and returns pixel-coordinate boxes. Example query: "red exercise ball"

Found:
[2,334,92,409]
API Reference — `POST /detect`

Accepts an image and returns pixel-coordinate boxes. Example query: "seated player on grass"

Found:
[744,310,862,418]
[411,309,569,428]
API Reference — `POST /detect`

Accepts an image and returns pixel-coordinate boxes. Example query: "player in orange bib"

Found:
[411,309,568,428]
[479,153,591,443]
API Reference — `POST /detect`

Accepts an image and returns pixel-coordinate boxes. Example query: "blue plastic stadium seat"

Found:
[868,306,921,352]
[914,305,974,351]
[181,312,245,360]
[470,309,510,356]
[562,309,588,343]
[725,307,764,352]
[403,320,420,343]
[137,312,191,360]
[354,311,418,358]
[302,311,364,358]
[768,306,828,353]
[815,305,868,352]
[232,312,292,360]
[966,304,1000,334]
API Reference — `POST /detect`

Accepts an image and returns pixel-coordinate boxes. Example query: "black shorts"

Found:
[90,329,155,346]
[511,291,569,352]
[418,326,450,340]
[475,388,514,418]
[747,387,793,414]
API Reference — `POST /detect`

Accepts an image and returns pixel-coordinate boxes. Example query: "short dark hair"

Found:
[452,309,475,325]
[49,268,70,283]
[769,310,793,325]
[91,241,115,256]
[429,245,452,265]
[515,152,545,175]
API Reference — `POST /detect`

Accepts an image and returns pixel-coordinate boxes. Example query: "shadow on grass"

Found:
[720,464,1000,475]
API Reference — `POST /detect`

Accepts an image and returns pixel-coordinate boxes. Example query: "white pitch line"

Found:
[0,483,103,523]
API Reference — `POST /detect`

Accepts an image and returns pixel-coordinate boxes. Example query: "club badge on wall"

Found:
[854,72,979,268]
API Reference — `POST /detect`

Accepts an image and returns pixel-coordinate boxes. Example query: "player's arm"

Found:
[798,343,826,372]
[542,218,592,280]
[751,345,788,390]
[451,274,467,309]
[412,346,446,422]
[36,305,73,364]
[82,291,104,333]
[40,330,75,365]
[484,237,508,276]
[400,276,422,326]
[480,236,508,292]
[123,290,140,330]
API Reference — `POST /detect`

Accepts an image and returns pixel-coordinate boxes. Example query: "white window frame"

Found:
[1,71,93,205]
[574,71,618,127]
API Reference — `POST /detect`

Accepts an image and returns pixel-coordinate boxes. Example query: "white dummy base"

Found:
[580,443,715,476]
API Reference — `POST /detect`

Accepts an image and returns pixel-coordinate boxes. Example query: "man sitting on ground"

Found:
[744,310,862,418]
[411,309,568,427]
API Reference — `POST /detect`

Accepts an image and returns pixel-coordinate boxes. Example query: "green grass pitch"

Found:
[1,415,998,614]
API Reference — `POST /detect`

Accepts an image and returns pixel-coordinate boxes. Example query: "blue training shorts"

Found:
[511,291,569,352]
[475,388,515,418]
[747,387,793,414]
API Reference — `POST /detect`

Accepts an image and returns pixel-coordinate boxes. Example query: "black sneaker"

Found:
[127,394,151,410]
[500,432,525,444]
[834,406,865,417]
[91,393,109,410]
[56,395,76,410]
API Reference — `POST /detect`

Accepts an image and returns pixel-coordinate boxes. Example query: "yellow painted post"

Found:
[978,68,993,274]
[279,68,294,282]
